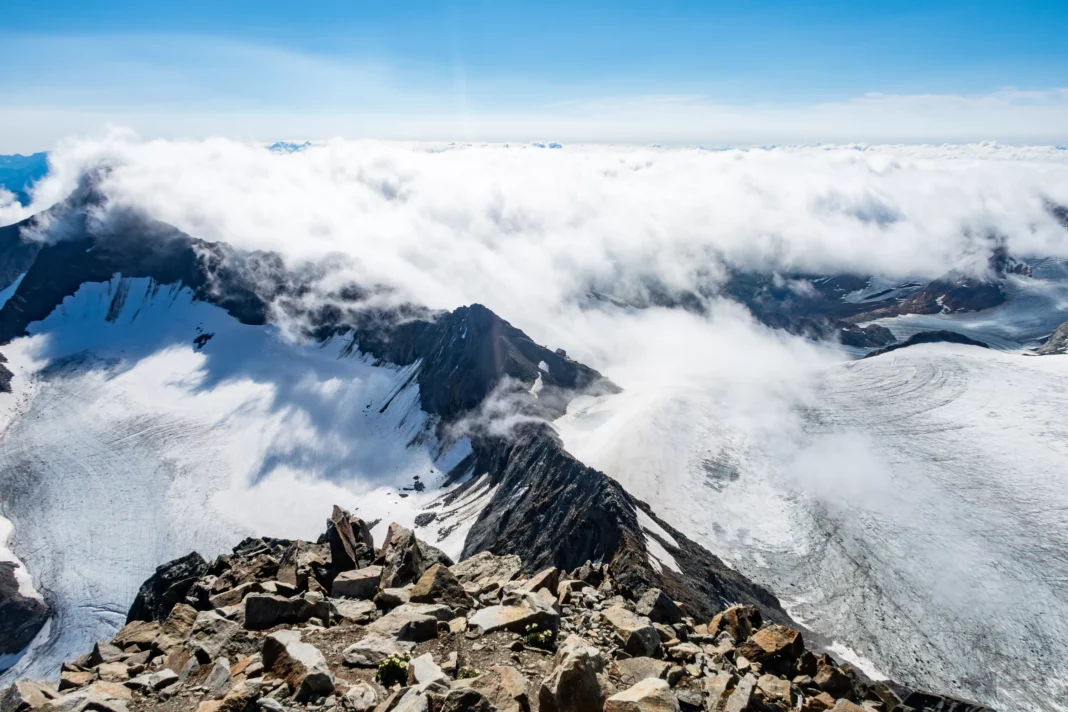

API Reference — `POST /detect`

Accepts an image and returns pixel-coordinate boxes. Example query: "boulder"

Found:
[756,674,794,706]
[366,608,439,642]
[276,541,328,591]
[218,680,262,712]
[409,564,473,609]
[452,665,530,712]
[88,641,125,667]
[341,635,413,668]
[332,566,382,600]
[723,675,756,712]
[468,603,558,635]
[520,568,560,596]
[604,678,679,712]
[441,689,494,712]
[58,672,94,692]
[374,587,412,610]
[900,691,995,712]
[538,635,607,712]
[735,626,803,674]
[634,589,684,625]
[813,664,852,698]
[243,593,331,630]
[708,606,762,643]
[326,505,375,572]
[148,669,179,691]
[0,680,58,712]
[449,552,522,593]
[95,663,130,683]
[188,611,240,662]
[110,621,161,649]
[208,582,263,610]
[378,524,427,588]
[261,630,334,700]
[701,671,737,711]
[204,657,232,698]
[343,682,378,712]
[612,658,671,688]
[600,607,661,658]
[392,688,431,712]
[158,603,199,643]
[407,653,447,685]
[330,598,377,624]
[830,702,866,712]
[126,552,208,623]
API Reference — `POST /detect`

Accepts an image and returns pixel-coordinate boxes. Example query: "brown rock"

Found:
[830,701,866,712]
[0,680,59,711]
[801,692,836,711]
[111,621,161,649]
[538,635,607,712]
[262,630,334,700]
[453,665,530,712]
[327,505,375,572]
[58,671,95,691]
[332,566,383,600]
[813,664,852,699]
[756,674,794,706]
[410,564,473,610]
[612,657,671,688]
[708,606,762,643]
[735,626,803,674]
[600,607,661,658]
[635,589,685,625]
[157,602,198,646]
[521,568,560,596]
[208,581,263,609]
[603,678,679,712]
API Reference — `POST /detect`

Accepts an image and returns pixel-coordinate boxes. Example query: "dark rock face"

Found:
[0,562,48,663]
[126,552,209,623]
[0,351,12,393]
[903,690,996,712]
[851,276,1005,322]
[1038,320,1068,355]
[862,330,990,359]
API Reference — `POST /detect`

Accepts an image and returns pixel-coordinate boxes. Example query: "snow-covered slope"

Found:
[556,342,1068,712]
[0,276,481,683]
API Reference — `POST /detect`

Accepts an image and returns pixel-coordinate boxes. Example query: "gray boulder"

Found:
[332,566,382,600]
[262,630,334,701]
[600,606,661,658]
[538,635,607,712]
[243,593,331,630]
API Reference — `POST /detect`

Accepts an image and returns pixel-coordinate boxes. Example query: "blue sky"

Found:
[2,0,1067,151]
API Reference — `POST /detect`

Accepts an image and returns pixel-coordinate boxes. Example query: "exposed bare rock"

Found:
[126,552,208,624]
[600,607,661,658]
[409,564,472,610]
[604,678,680,712]
[331,566,382,600]
[538,635,608,712]
[635,589,685,625]
[453,665,530,712]
[261,630,333,701]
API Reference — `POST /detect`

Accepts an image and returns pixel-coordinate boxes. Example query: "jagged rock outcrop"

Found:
[1038,320,1068,355]
[1,509,989,712]
[862,330,989,359]
[0,562,48,666]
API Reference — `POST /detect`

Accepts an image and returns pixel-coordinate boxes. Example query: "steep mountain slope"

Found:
[0,203,798,691]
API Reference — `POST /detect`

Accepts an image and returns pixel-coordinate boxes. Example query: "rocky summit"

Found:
[1,506,992,712]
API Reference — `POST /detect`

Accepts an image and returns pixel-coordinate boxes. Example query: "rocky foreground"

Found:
[0,507,991,712]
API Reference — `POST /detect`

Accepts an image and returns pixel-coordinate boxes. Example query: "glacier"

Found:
[556,271,1068,712]
[0,276,484,684]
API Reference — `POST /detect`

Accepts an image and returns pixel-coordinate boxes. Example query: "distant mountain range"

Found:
[0,154,49,206]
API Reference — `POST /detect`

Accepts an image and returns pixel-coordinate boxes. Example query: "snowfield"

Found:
[558,338,1068,711]
[0,277,481,683]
